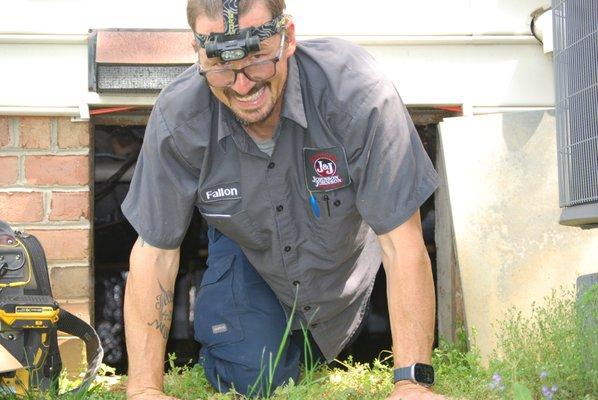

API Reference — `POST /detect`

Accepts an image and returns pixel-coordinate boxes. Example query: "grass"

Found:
[433,285,598,400]
[2,285,596,399]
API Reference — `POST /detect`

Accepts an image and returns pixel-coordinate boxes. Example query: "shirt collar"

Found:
[281,55,308,129]
[216,98,235,145]
[216,102,255,154]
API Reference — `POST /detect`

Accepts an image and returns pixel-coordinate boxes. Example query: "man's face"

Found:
[194,3,296,126]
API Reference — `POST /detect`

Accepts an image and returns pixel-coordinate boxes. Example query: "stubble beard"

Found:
[233,101,277,126]
[226,83,279,126]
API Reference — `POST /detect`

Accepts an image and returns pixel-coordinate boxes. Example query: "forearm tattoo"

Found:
[147,280,174,340]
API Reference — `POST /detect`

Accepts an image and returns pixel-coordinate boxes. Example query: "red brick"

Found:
[19,117,52,149]
[50,192,90,221]
[0,157,19,185]
[50,266,90,298]
[57,118,90,149]
[57,300,91,324]
[27,229,89,261]
[0,192,44,223]
[0,117,10,148]
[25,155,89,185]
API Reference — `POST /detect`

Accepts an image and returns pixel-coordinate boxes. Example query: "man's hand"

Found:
[127,387,179,400]
[387,382,446,399]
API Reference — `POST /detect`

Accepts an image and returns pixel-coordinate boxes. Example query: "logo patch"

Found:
[314,157,336,177]
[200,182,242,203]
[212,323,228,334]
[303,147,351,192]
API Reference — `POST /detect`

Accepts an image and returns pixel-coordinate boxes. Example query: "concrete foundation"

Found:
[437,110,598,358]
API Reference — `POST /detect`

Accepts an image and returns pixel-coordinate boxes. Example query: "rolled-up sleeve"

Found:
[121,104,199,249]
[348,80,439,234]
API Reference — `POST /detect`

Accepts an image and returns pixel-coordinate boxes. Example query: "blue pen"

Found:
[309,192,321,218]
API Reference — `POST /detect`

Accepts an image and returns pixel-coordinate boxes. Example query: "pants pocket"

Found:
[194,254,244,348]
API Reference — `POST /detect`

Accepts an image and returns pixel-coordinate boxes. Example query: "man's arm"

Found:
[124,237,180,399]
[377,210,444,399]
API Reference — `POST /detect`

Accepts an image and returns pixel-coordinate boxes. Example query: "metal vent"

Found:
[553,0,598,227]
[96,65,191,92]
[88,30,196,93]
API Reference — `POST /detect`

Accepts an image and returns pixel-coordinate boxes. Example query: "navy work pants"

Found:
[194,226,325,397]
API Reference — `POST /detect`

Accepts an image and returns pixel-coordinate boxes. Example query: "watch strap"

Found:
[393,365,415,383]
[393,363,434,386]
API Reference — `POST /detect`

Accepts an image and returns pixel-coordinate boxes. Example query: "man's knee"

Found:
[201,342,301,397]
[197,227,301,395]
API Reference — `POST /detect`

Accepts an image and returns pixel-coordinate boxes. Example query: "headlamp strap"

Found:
[222,0,240,36]
[195,14,288,48]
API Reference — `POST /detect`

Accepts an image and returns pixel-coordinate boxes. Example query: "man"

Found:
[122,0,445,399]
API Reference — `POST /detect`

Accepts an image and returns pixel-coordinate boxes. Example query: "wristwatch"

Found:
[393,363,435,386]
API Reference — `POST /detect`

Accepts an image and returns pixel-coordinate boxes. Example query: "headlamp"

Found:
[204,28,261,62]
[194,0,287,62]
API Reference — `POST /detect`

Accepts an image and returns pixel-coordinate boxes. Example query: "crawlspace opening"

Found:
[93,115,441,373]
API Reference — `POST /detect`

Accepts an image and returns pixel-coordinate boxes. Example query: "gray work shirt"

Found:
[122,38,439,361]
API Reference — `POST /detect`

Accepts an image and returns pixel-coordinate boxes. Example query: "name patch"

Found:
[200,182,242,203]
[303,147,351,192]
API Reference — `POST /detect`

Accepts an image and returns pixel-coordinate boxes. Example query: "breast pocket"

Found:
[308,185,362,260]
[198,199,269,250]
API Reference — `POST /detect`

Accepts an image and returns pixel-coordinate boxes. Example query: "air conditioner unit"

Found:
[553,0,598,229]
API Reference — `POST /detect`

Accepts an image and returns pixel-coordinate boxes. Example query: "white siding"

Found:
[0,0,554,111]
[368,43,553,107]
[1,0,551,35]
[0,43,87,107]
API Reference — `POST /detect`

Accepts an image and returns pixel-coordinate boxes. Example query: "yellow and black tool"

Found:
[0,220,103,397]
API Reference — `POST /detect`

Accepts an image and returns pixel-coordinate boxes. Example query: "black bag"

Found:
[0,220,103,396]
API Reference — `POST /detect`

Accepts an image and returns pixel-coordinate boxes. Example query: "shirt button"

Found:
[334,200,341,207]
[293,280,300,286]
[268,162,276,169]
[276,205,284,212]
[284,245,291,252]
[303,305,311,311]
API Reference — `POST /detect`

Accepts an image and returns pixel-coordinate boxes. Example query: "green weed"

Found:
[432,328,498,399]
[432,285,597,400]
[2,285,595,399]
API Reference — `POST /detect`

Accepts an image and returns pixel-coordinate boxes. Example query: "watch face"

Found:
[414,363,435,384]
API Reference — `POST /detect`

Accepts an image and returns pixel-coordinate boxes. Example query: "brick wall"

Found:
[0,115,91,373]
